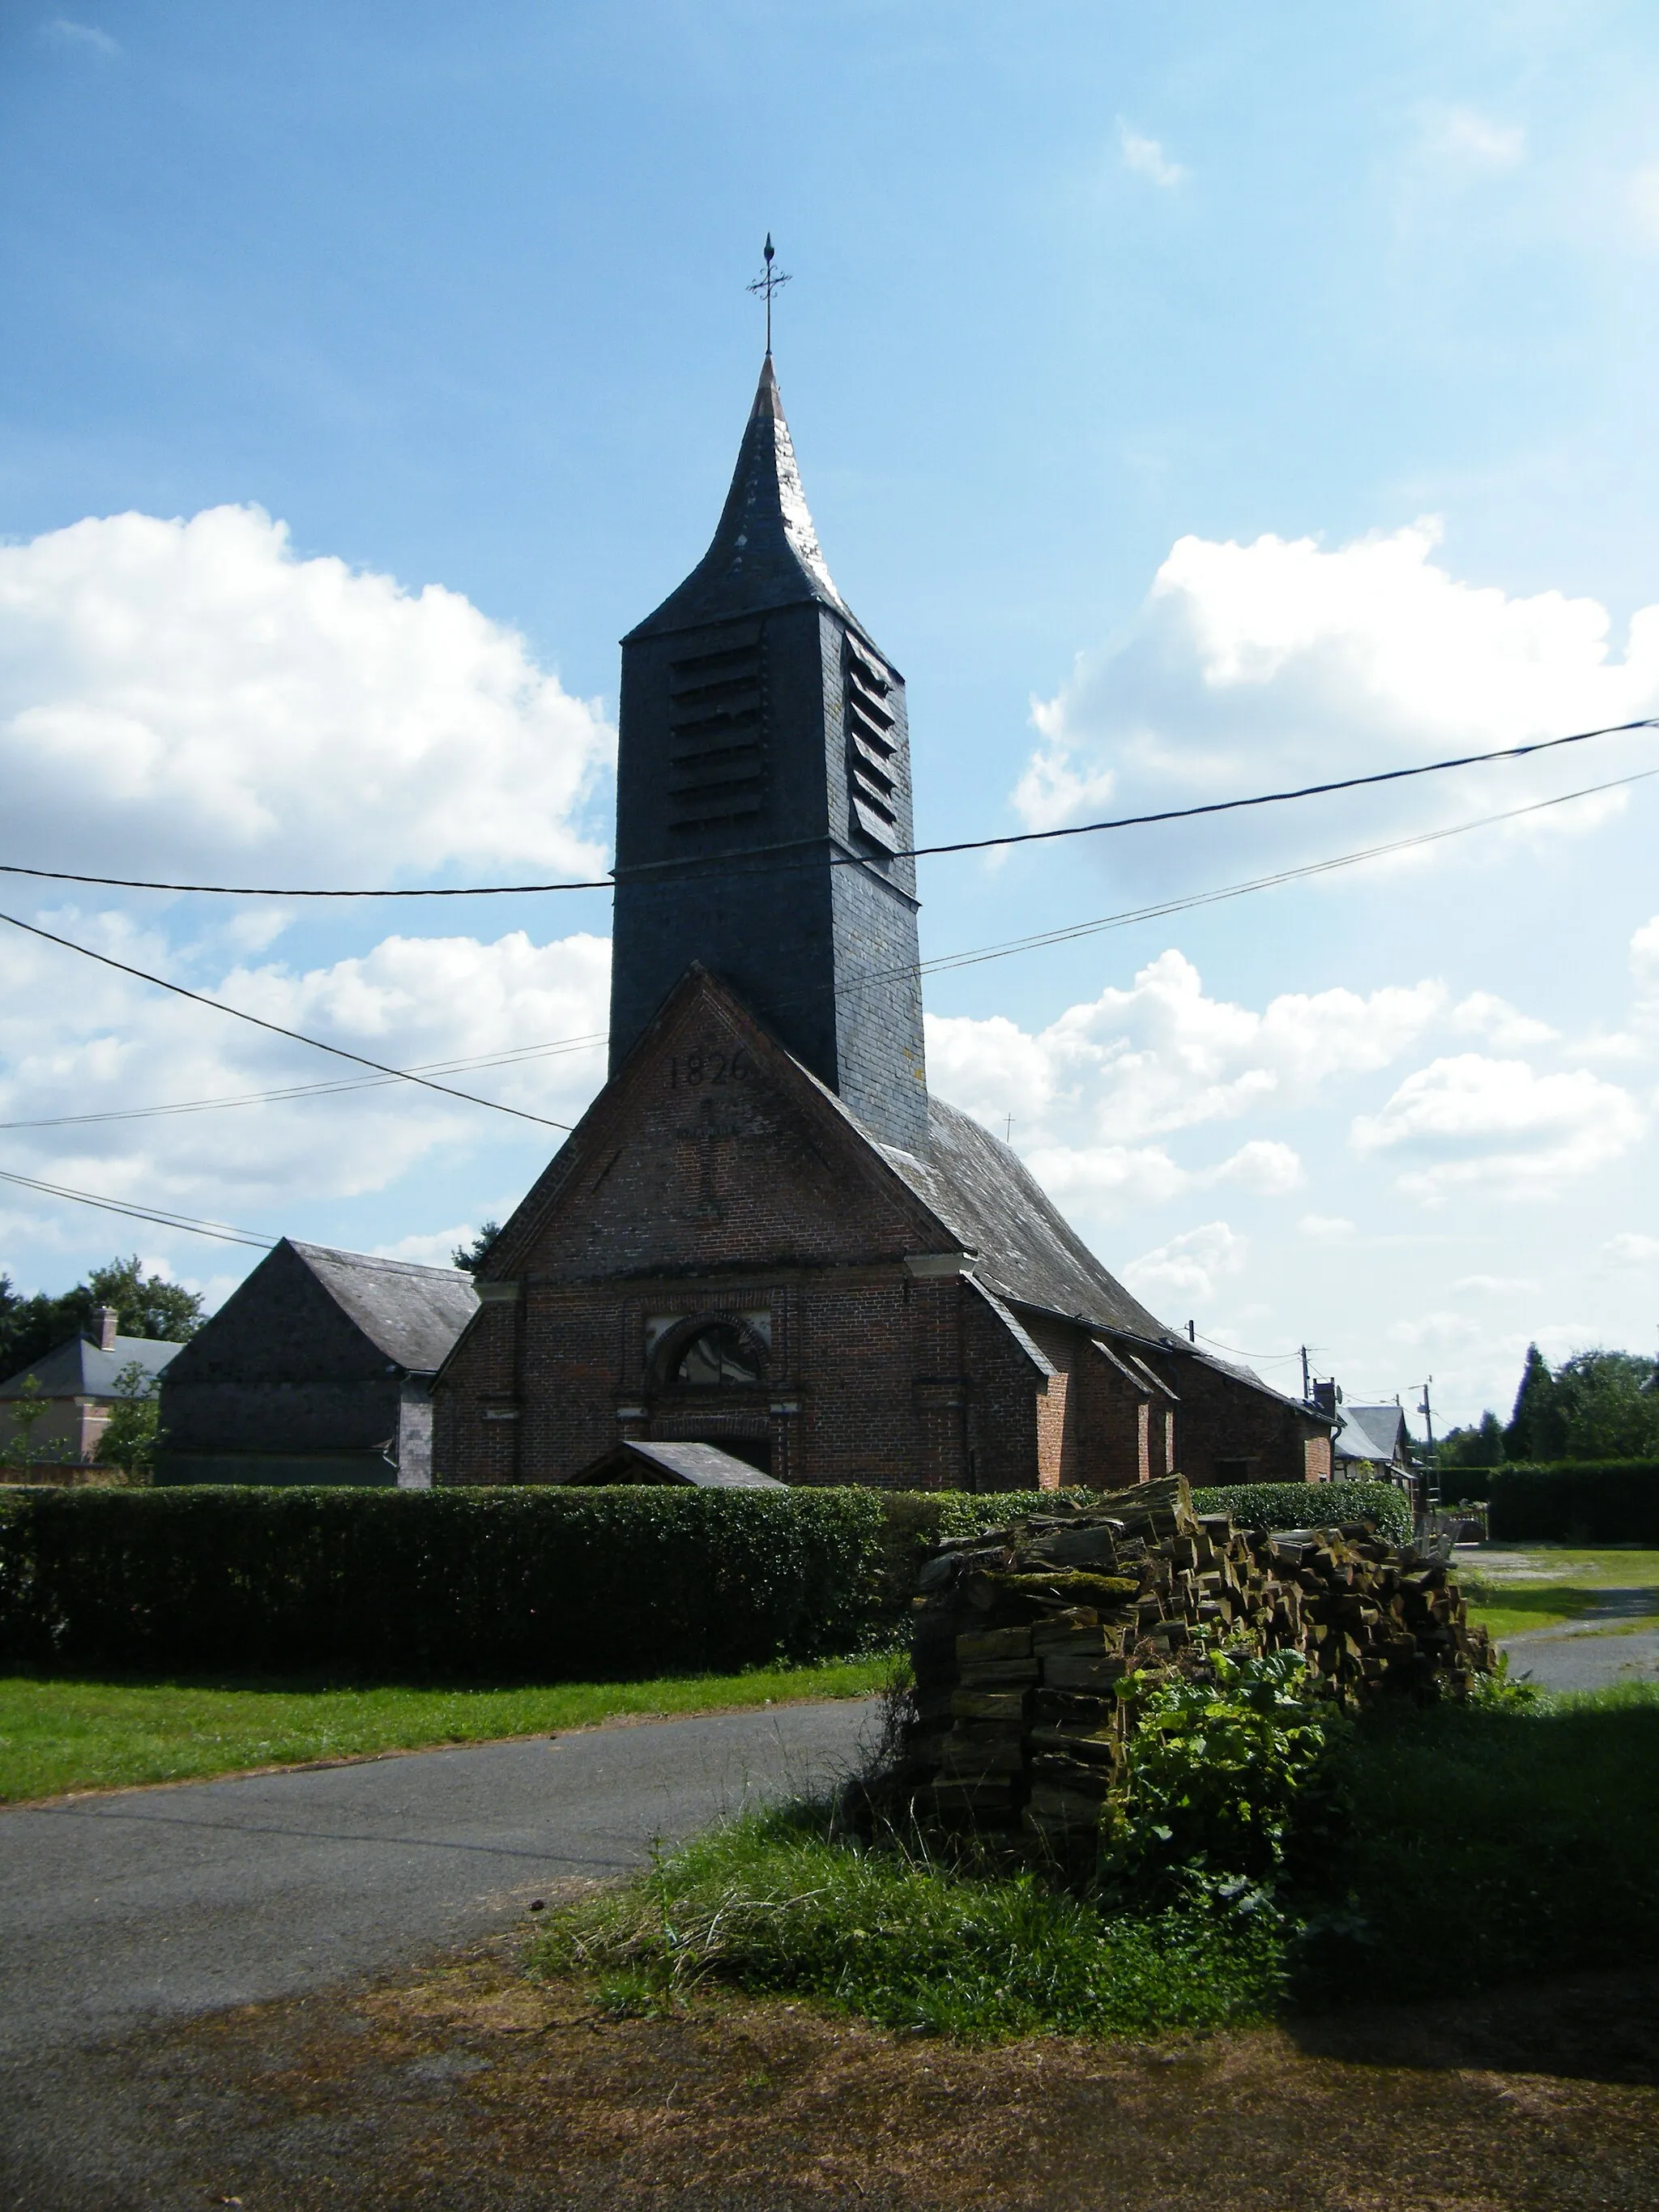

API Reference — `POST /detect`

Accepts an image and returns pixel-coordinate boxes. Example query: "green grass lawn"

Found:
[1460,1545,1659,1639]
[0,1656,890,1805]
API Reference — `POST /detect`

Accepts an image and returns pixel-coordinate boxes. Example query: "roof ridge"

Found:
[288,1238,473,1282]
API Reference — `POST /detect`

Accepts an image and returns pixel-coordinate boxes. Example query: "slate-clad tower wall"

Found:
[609,356,928,1151]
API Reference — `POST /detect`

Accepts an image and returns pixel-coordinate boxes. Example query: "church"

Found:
[431,355,1329,1493]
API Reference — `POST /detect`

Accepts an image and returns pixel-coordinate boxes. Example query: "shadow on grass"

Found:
[1286,1685,1659,2084]
[1288,1965,1659,2087]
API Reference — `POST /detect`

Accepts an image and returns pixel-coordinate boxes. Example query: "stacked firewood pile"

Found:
[906,1475,1493,1843]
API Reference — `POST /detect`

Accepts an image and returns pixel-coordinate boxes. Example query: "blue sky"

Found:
[2,2,1657,1426]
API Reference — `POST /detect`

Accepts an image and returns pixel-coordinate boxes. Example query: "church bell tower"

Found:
[608,354,928,1152]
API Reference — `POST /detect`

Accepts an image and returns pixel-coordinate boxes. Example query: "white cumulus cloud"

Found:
[1604,1232,1659,1266]
[1015,520,1659,886]
[42,19,120,58]
[1351,1053,1645,1198]
[1124,1221,1246,1304]
[0,505,613,885]
[1118,121,1186,188]
[927,950,1444,1153]
[1419,106,1525,172]
[0,919,611,1234]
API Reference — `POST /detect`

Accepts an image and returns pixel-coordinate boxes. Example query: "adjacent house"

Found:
[1333,1399,1415,1485]
[0,1306,181,1481]
[156,1240,478,1486]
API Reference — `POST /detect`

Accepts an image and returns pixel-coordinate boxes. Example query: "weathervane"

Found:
[747,233,791,354]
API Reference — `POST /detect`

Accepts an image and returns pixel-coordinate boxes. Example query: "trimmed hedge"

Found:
[0,1485,886,1678]
[0,1477,1418,1681]
[1190,1479,1414,1549]
[1486,1462,1659,1545]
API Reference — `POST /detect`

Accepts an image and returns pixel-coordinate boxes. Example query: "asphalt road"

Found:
[0,1697,878,2063]
[1499,1622,1659,1692]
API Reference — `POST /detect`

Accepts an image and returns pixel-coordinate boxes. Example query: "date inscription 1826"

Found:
[669,1045,753,1089]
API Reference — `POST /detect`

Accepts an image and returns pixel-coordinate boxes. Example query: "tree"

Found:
[1552,1349,1659,1461]
[83,1256,203,1345]
[1504,1345,1565,1463]
[1501,1343,1659,1464]
[451,1221,501,1273]
[0,1374,54,1470]
[93,1360,164,1483]
[0,1256,203,1384]
[1439,1410,1506,1473]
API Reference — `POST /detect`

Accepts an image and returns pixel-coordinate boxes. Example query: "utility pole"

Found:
[1414,1377,1437,1518]
[1301,1345,1311,1403]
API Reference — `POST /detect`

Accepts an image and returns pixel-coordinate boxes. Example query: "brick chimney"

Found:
[92,1306,119,1352]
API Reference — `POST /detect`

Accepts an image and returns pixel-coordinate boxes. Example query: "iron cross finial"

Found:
[747,232,791,355]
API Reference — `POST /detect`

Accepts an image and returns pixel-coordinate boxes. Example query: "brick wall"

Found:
[432,974,1328,1496]
[1140,1345,1325,1485]
[435,974,1055,1490]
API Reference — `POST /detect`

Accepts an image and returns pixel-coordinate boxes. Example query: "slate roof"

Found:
[575,1438,786,1490]
[0,1332,182,1400]
[288,1242,480,1373]
[1336,1401,1409,1465]
[625,355,860,641]
[879,1097,1175,1345]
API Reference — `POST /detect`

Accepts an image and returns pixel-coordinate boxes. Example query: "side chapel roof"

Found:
[286,1242,479,1373]
[877,1097,1175,1345]
[625,355,858,641]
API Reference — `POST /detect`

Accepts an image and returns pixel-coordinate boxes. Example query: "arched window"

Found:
[676,1320,765,1387]
[650,1316,767,1390]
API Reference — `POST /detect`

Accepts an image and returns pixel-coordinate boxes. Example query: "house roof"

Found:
[878,1097,1174,1345]
[286,1242,480,1372]
[0,1332,182,1401]
[1336,1401,1409,1464]
[574,1438,787,1490]
[625,354,861,642]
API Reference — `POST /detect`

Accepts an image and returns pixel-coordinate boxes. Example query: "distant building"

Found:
[156,1240,477,1486]
[0,1306,181,1479]
[431,349,1331,1494]
[1333,1399,1414,1485]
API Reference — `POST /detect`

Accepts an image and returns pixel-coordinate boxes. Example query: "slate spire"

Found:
[626,356,853,641]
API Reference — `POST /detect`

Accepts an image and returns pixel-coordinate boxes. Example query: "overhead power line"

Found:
[0,910,576,1132]
[858,763,1659,992]
[1,715,1653,898]
[0,1032,607,1134]
[1,764,1646,1147]
[0,1167,275,1249]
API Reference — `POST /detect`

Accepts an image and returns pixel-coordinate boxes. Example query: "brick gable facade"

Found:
[432,970,1329,1492]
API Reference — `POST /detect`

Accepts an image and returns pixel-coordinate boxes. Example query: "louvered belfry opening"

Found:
[609,354,928,1150]
[845,637,898,852]
[667,627,766,833]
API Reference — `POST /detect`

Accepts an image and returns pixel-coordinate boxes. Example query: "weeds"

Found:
[535,1662,1659,2042]
[532,1800,1288,2041]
